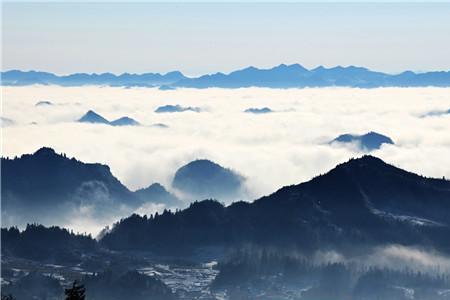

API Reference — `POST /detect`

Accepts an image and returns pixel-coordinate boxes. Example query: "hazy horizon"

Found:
[3,62,450,77]
[3,2,450,76]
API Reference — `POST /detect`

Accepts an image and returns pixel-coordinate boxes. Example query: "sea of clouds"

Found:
[2,86,450,233]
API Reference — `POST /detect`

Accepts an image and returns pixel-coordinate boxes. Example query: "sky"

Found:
[2,2,450,75]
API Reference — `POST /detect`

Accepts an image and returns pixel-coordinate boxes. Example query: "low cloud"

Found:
[2,86,450,233]
[314,245,450,273]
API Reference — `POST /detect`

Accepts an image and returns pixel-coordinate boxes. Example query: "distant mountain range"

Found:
[154,105,201,113]
[101,156,450,255]
[1,70,185,87]
[2,64,450,88]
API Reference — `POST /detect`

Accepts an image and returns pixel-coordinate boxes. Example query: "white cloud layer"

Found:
[314,245,450,273]
[2,86,450,233]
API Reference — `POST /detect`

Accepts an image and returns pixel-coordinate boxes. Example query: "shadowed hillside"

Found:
[172,159,245,202]
[101,156,450,254]
[1,148,139,227]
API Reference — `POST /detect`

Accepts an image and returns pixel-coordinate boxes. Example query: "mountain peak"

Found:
[322,155,393,177]
[177,159,227,174]
[78,110,110,124]
[341,155,387,169]
[331,131,394,151]
[134,182,181,206]
[312,65,326,72]
[2,147,137,228]
[241,66,259,72]
[172,159,244,202]
[274,63,306,71]
[110,116,140,126]
[33,147,57,156]
[85,110,100,116]
[164,70,184,77]
[143,182,166,193]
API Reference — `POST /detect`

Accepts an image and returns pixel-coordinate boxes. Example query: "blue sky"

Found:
[2,2,450,75]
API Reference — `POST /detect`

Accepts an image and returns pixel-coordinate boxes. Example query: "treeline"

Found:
[98,155,450,255]
[212,248,450,300]
[1,270,177,300]
[100,199,359,254]
[1,224,97,262]
[100,195,450,256]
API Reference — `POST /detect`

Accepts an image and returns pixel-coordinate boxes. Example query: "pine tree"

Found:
[65,281,86,300]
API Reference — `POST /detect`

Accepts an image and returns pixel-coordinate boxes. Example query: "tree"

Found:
[65,281,86,300]
[1,294,16,300]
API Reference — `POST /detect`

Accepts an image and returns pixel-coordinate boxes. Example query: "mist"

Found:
[313,245,450,274]
[2,86,450,234]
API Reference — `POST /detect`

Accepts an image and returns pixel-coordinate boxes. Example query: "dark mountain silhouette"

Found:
[244,107,273,114]
[4,64,449,88]
[1,272,63,300]
[110,116,140,126]
[154,104,201,113]
[78,110,110,124]
[65,281,86,300]
[331,131,394,151]
[1,70,186,87]
[134,183,183,207]
[172,159,245,202]
[78,111,140,126]
[212,248,450,300]
[82,270,177,300]
[1,147,139,227]
[1,224,97,262]
[101,156,450,255]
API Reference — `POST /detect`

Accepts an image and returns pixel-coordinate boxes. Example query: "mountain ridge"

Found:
[100,155,450,254]
[1,147,177,228]
[1,147,138,227]
[3,64,450,88]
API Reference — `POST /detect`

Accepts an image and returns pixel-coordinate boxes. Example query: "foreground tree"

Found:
[65,281,86,300]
